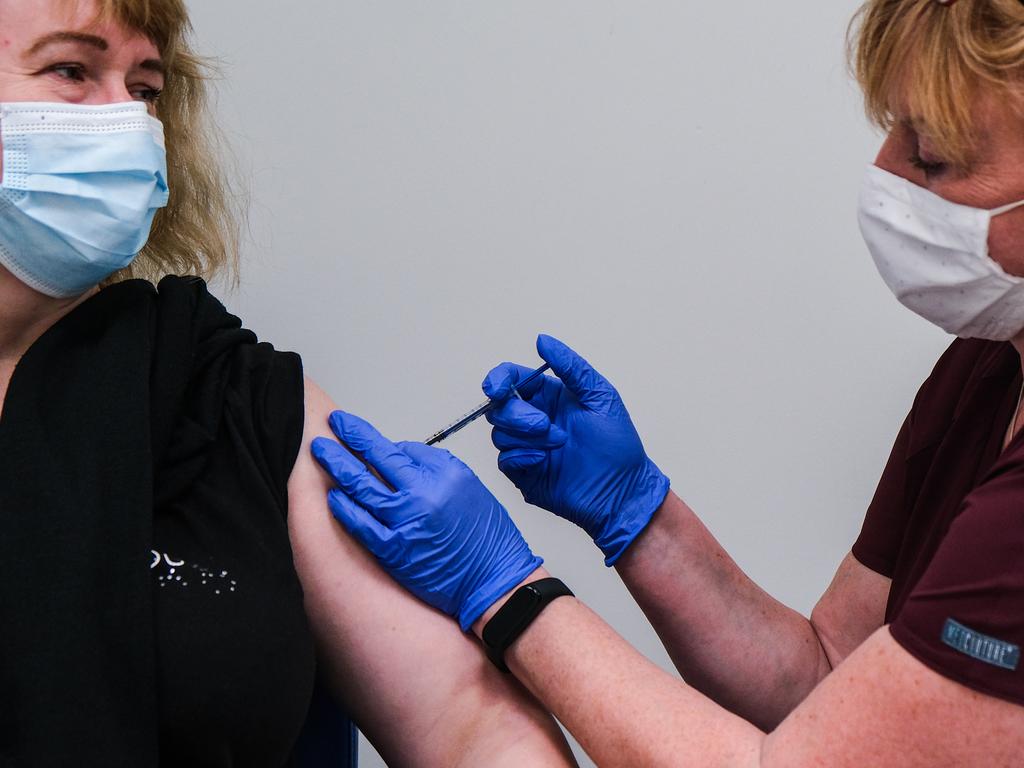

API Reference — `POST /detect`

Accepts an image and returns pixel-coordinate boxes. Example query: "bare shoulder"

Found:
[810,552,891,668]
[287,378,576,767]
[763,627,1024,767]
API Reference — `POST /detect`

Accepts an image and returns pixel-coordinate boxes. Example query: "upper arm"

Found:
[287,378,575,768]
[810,552,890,668]
[782,469,1024,766]
[762,627,1024,767]
[808,404,906,668]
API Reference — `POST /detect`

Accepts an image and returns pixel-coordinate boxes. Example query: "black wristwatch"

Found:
[482,577,574,673]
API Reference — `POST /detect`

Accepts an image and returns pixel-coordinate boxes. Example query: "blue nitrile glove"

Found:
[483,334,670,566]
[311,410,543,631]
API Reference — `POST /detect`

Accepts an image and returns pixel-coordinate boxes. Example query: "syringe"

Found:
[424,363,552,446]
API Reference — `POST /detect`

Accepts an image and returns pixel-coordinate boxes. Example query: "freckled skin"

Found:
[873,91,1024,279]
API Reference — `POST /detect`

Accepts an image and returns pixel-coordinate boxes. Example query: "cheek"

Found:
[987,211,1024,277]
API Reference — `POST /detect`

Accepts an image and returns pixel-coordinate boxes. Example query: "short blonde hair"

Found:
[849,0,1024,167]
[72,0,240,285]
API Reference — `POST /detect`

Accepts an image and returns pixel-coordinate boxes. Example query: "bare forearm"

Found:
[309,565,576,768]
[452,688,579,768]
[615,492,831,729]
[474,569,763,768]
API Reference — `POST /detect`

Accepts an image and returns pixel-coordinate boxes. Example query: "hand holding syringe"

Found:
[424,363,551,446]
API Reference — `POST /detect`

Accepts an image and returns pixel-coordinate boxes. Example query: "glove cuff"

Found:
[457,553,544,632]
[595,463,670,566]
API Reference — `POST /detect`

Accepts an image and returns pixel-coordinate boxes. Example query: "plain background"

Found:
[188,2,952,765]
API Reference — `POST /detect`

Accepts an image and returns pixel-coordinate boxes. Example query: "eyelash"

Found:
[909,153,946,176]
[42,62,163,104]
[47,62,87,83]
[138,87,163,104]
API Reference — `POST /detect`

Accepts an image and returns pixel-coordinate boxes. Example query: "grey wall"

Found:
[189,2,951,765]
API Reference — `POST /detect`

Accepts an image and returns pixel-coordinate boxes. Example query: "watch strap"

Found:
[482,577,574,673]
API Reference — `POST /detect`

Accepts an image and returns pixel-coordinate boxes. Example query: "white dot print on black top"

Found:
[149,551,238,594]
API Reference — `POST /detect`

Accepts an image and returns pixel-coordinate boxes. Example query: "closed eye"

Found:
[909,153,946,178]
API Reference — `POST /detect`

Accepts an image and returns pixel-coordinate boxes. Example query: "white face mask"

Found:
[858,164,1024,341]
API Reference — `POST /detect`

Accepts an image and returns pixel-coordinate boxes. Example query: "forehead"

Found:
[893,86,1009,134]
[0,0,159,57]
[893,79,1012,140]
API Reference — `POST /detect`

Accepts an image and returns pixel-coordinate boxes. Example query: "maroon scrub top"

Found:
[853,337,1024,706]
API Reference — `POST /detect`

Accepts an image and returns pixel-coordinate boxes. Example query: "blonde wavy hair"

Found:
[849,0,1024,167]
[70,0,240,285]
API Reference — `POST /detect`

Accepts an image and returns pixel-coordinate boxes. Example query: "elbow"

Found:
[429,667,575,768]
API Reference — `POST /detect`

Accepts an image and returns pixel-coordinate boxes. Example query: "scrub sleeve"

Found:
[853,338,1024,706]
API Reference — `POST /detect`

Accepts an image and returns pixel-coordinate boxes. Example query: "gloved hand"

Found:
[483,334,670,565]
[311,410,542,631]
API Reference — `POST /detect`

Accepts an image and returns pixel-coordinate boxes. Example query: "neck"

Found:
[0,266,96,365]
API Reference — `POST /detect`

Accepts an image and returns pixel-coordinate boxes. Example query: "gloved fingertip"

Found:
[327,489,387,548]
[482,365,515,399]
[536,333,571,371]
[523,414,551,435]
[310,436,338,462]
[328,409,353,437]
[547,424,569,445]
[536,333,562,354]
[532,407,553,429]
[398,440,443,468]
[498,449,546,473]
[326,488,352,521]
[490,426,511,450]
[332,411,389,453]
[488,397,550,435]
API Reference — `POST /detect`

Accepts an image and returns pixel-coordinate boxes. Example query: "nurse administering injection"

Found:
[314,0,1024,764]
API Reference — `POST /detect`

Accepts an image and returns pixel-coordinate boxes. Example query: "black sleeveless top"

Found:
[0,276,318,766]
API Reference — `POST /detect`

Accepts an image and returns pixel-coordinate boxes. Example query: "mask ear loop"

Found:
[991,198,1024,217]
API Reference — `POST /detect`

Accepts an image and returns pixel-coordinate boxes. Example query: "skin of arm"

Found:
[474,571,1024,768]
[287,379,577,768]
[482,337,891,728]
[613,491,891,730]
[308,400,1024,765]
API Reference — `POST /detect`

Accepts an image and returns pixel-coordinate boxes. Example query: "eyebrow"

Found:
[24,31,164,75]
[26,31,108,55]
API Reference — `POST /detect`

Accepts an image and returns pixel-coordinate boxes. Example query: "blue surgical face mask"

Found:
[0,101,169,298]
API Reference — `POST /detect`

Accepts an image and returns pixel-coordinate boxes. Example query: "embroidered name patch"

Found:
[941,619,1020,671]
